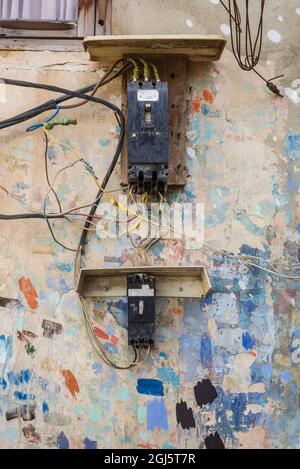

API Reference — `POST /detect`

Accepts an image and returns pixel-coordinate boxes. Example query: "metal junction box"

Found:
[127,81,169,194]
[127,273,156,348]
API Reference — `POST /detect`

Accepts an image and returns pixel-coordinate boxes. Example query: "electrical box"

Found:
[127,81,169,194]
[127,273,156,348]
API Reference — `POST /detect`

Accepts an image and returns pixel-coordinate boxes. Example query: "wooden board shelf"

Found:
[83,34,226,62]
[76,266,212,299]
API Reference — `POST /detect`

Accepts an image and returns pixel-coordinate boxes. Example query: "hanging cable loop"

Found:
[219,0,283,97]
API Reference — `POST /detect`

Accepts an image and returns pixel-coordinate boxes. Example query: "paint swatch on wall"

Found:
[136,379,164,396]
[22,424,41,444]
[176,400,196,429]
[205,432,225,449]
[0,296,21,307]
[147,399,168,431]
[200,334,213,368]
[194,379,218,407]
[18,277,38,309]
[57,431,69,449]
[61,369,80,399]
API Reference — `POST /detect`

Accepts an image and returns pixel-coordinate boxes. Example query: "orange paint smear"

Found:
[94,326,119,345]
[18,277,38,309]
[192,96,201,113]
[172,307,183,315]
[203,89,214,104]
[61,369,80,399]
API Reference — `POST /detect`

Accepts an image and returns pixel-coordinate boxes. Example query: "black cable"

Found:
[0,64,128,257]
[0,63,131,130]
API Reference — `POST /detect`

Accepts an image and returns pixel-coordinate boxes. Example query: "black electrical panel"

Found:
[127,81,169,194]
[127,273,155,348]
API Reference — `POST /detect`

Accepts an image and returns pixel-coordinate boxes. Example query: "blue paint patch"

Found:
[84,437,97,449]
[136,379,164,396]
[39,290,47,301]
[100,138,111,148]
[92,362,102,374]
[285,132,300,160]
[15,182,30,190]
[242,331,255,350]
[235,213,264,236]
[297,224,300,233]
[0,377,7,390]
[200,333,213,368]
[7,369,31,385]
[242,300,256,314]
[42,401,49,414]
[288,171,298,191]
[57,431,69,449]
[280,370,293,382]
[261,363,273,380]
[0,335,13,362]
[56,262,73,272]
[157,367,180,387]
[147,399,169,431]
[14,391,35,401]
[201,103,210,115]
[159,352,169,359]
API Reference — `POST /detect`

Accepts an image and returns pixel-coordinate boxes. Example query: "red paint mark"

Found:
[94,326,109,340]
[203,89,214,104]
[192,96,201,113]
[61,369,80,399]
[94,326,119,345]
[110,335,119,345]
[172,307,183,315]
[18,277,38,309]
[250,351,257,357]
[138,443,158,449]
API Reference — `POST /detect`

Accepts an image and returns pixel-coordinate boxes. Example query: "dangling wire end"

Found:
[266,75,284,97]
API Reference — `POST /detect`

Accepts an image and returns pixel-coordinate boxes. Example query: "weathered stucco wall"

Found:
[0,0,299,449]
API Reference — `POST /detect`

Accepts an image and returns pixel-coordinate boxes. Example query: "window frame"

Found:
[0,0,112,38]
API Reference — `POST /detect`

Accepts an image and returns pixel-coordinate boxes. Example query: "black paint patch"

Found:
[205,432,225,449]
[0,297,21,307]
[194,379,218,407]
[21,405,36,421]
[176,400,196,429]
[6,405,36,422]
[6,408,20,421]
[42,319,63,338]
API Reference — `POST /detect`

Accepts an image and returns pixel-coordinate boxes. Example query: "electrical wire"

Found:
[80,296,151,369]
[0,61,132,130]
[219,0,283,96]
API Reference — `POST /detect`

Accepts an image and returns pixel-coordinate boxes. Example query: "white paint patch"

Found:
[207,318,218,341]
[210,0,220,4]
[244,404,262,415]
[187,147,196,159]
[296,8,300,16]
[220,24,231,36]
[278,15,283,22]
[238,279,247,290]
[284,78,300,104]
[186,19,193,28]
[267,29,281,43]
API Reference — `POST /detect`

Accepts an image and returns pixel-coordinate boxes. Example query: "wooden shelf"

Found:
[76,266,212,299]
[83,34,226,62]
